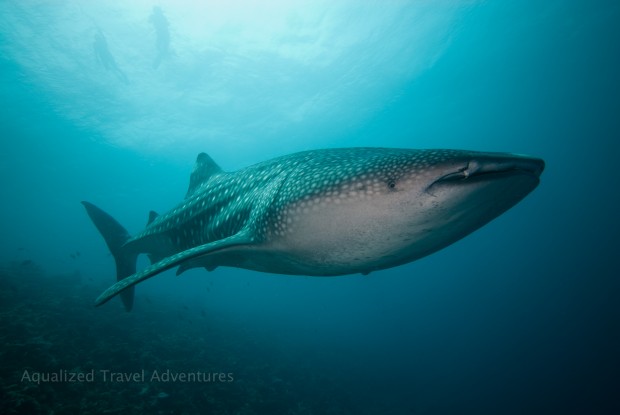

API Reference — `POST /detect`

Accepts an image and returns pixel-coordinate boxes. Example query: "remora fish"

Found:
[83,148,544,310]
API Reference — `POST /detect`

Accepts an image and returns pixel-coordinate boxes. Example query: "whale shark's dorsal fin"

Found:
[147,210,159,226]
[186,152,222,198]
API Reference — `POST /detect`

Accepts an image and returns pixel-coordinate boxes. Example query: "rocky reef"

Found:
[0,261,358,415]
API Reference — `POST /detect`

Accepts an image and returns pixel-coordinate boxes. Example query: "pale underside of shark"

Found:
[83,147,544,311]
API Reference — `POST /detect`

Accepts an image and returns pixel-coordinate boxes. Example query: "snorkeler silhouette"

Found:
[150,6,171,69]
[93,29,128,83]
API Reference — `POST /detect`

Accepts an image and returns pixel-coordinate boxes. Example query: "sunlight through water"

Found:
[0,0,476,159]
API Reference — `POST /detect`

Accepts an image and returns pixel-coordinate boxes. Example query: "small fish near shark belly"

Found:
[83,147,544,310]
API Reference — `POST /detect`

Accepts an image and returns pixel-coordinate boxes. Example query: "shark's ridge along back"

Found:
[84,147,544,310]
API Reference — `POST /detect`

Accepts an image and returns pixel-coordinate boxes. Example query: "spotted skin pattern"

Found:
[136,148,462,247]
[90,147,544,307]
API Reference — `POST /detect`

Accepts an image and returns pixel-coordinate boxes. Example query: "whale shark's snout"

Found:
[425,153,545,205]
[473,154,545,178]
[431,153,545,188]
[410,152,545,263]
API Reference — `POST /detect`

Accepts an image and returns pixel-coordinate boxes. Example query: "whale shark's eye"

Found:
[387,179,396,189]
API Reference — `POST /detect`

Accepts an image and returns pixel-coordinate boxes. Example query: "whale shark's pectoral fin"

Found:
[95,231,252,307]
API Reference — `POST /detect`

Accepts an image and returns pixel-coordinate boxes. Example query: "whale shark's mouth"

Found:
[433,155,545,186]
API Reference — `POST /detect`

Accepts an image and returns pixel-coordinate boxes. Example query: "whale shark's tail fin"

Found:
[82,201,137,311]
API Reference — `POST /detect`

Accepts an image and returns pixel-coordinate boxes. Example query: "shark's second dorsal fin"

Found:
[186,152,222,198]
[147,211,159,226]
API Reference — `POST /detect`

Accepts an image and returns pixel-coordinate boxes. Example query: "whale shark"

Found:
[83,148,544,310]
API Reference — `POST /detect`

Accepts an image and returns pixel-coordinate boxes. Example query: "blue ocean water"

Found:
[1,1,618,414]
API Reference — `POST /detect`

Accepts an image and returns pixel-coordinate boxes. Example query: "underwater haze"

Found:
[1,1,618,414]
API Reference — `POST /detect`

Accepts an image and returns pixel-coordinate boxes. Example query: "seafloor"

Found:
[0,260,366,415]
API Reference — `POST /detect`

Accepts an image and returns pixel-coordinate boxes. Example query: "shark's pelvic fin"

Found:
[82,201,137,311]
[185,152,222,198]
[94,231,253,307]
[175,261,218,276]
